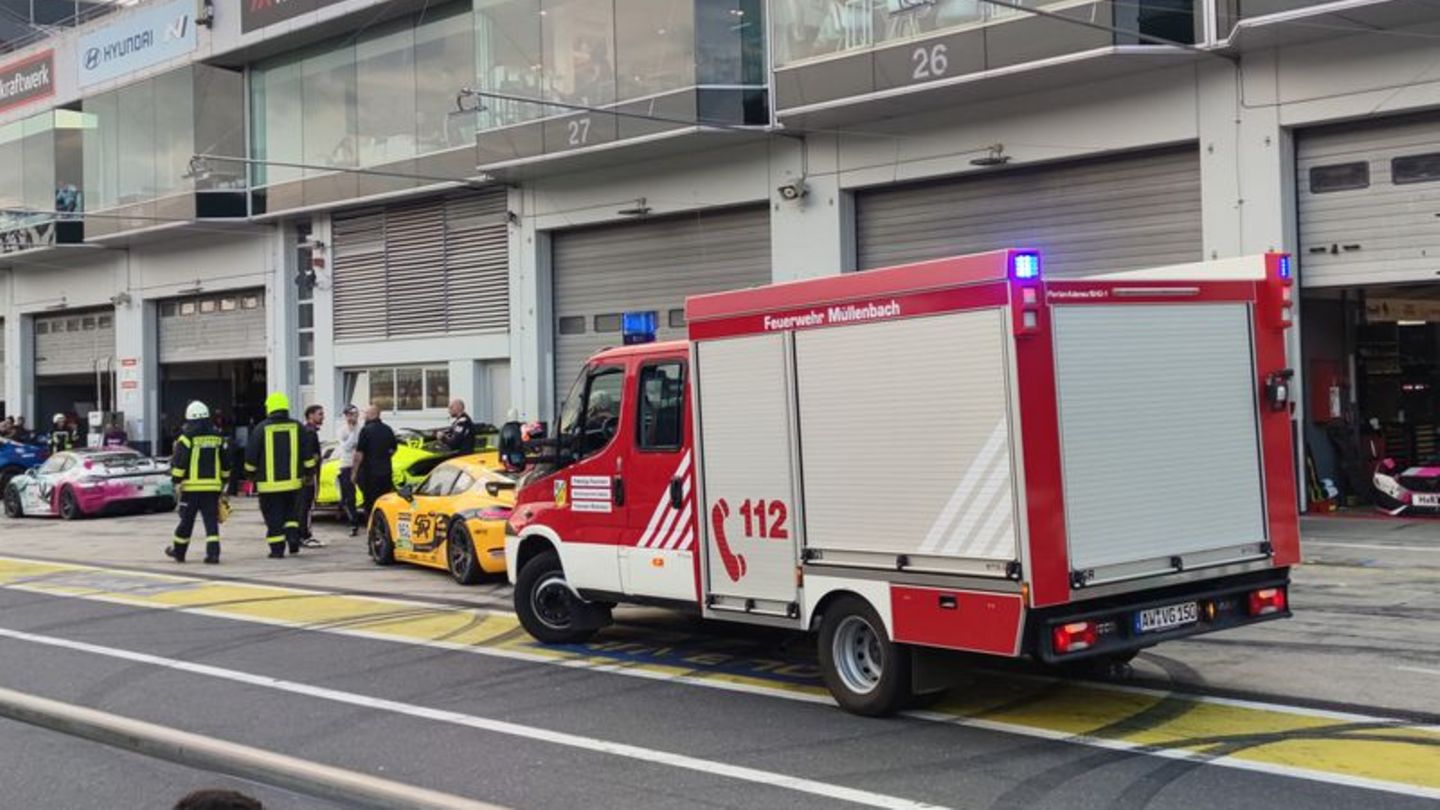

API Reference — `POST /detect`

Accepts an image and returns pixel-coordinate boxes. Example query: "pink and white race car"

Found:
[3,448,176,520]
[1373,458,1440,516]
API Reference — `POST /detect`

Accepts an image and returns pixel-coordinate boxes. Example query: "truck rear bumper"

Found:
[1030,568,1291,664]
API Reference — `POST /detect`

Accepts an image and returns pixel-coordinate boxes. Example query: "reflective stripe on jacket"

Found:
[244,412,319,493]
[171,424,229,492]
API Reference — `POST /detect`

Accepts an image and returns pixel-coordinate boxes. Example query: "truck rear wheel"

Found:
[818,595,912,717]
[515,550,606,645]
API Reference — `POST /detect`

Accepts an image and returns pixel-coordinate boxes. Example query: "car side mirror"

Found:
[485,480,517,497]
[398,483,414,501]
[25,469,36,477]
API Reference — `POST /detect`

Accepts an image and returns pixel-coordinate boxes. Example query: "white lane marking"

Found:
[1,567,1439,800]
[1397,666,1440,677]
[0,626,944,810]
[1303,540,1440,554]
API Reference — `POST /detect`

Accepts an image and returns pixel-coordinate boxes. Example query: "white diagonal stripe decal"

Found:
[938,447,1011,557]
[918,422,1008,554]
[661,501,694,550]
[638,452,691,548]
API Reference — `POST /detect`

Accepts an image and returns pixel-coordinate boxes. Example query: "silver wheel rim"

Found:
[832,615,884,695]
[532,574,575,630]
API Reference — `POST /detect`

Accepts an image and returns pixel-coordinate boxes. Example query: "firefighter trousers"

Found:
[175,491,221,543]
[259,490,303,555]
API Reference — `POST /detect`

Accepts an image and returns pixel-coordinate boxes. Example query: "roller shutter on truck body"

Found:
[854,146,1203,277]
[551,207,771,401]
[1297,113,1440,287]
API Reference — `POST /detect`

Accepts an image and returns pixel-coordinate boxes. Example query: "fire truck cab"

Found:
[502,249,1299,716]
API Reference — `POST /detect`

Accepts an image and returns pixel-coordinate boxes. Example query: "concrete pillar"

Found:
[769,134,854,281]
[267,224,297,404]
[111,295,156,453]
[510,185,550,422]
[311,214,339,438]
[8,312,32,424]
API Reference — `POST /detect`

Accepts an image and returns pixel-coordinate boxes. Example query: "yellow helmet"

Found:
[264,391,290,414]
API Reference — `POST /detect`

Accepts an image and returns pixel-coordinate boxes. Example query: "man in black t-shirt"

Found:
[350,405,397,537]
[438,399,477,455]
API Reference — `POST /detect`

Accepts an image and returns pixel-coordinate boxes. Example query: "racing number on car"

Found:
[412,514,434,546]
[709,498,790,583]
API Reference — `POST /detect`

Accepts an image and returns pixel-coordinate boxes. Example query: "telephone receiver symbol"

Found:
[709,498,747,583]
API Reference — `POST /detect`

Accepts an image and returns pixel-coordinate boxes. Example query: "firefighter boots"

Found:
[164,541,188,563]
[204,540,220,565]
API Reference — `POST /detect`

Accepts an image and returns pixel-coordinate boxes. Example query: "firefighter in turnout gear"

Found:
[166,401,229,564]
[246,392,320,558]
[48,413,74,454]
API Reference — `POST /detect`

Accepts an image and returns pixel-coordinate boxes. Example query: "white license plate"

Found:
[1134,601,1199,634]
[1414,493,1440,507]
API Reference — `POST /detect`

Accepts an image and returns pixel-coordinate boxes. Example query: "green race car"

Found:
[315,428,455,515]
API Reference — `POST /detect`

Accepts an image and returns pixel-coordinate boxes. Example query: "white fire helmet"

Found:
[185,401,211,421]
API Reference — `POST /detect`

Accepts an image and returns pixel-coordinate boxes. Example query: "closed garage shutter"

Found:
[1297,113,1440,287]
[856,146,1202,277]
[332,188,509,341]
[159,290,266,363]
[34,309,114,376]
[551,206,771,394]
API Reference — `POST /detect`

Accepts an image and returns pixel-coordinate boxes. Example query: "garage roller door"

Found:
[551,207,771,397]
[1297,113,1440,287]
[855,146,1202,278]
[34,309,114,376]
[159,290,267,364]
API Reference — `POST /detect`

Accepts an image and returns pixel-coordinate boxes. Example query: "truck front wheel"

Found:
[515,550,607,644]
[818,595,913,717]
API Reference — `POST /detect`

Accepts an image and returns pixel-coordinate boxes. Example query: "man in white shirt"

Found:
[337,404,362,534]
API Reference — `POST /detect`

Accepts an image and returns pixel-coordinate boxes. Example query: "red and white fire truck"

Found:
[500,249,1300,715]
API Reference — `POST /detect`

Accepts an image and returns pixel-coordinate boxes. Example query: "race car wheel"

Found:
[369,518,395,565]
[3,487,22,518]
[0,466,22,494]
[153,497,177,513]
[818,594,913,717]
[58,488,83,521]
[515,550,606,645]
[446,520,483,585]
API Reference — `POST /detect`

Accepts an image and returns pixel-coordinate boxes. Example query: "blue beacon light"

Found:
[1277,255,1292,279]
[1011,252,1042,280]
[622,311,658,345]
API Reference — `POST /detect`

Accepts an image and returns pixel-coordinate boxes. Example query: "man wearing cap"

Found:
[166,400,229,565]
[336,404,362,534]
[245,392,320,558]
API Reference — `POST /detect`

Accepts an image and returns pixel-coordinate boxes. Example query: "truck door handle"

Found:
[669,478,684,509]
[613,476,625,506]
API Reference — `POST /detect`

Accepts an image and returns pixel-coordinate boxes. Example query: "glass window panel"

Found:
[251,57,304,186]
[558,315,585,335]
[1310,162,1368,193]
[356,19,417,167]
[637,362,684,450]
[54,112,86,215]
[299,360,315,386]
[396,367,424,410]
[66,318,80,331]
[668,308,685,328]
[697,0,764,85]
[475,0,544,130]
[302,46,359,172]
[772,0,989,66]
[298,332,315,356]
[154,67,195,198]
[82,316,96,330]
[542,0,616,108]
[98,315,112,329]
[34,322,48,335]
[200,299,218,314]
[21,122,55,216]
[616,0,694,101]
[160,302,177,317]
[180,302,197,315]
[1392,153,1440,185]
[242,294,261,309]
[0,122,22,224]
[221,297,238,312]
[594,313,621,333]
[371,368,396,411]
[426,367,450,409]
[415,6,478,154]
[82,89,120,210]
[299,302,314,329]
[117,80,156,205]
[194,66,247,190]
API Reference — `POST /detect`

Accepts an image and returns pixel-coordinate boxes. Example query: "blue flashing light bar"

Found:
[1277,255,1292,279]
[622,311,658,345]
[1011,251,1041,280]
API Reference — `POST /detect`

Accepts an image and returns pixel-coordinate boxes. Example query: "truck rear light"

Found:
[1051,621,1096,654]
[1247,587,1287,616]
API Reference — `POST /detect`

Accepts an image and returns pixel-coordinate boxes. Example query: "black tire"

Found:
[446,520,484,585]
[3,487,22,518]
[369,517,395,565]
[58,488,83,521]
[0,467,22,494]
[817,595,913,717]
[154,497,177,513]
[514,550,606,644]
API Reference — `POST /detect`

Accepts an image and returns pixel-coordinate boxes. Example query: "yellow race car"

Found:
[316,428,454,515]
[367,452,516,584]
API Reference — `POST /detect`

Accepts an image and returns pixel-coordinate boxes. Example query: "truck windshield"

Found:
[555,365,625,460]
[556,371,586,440]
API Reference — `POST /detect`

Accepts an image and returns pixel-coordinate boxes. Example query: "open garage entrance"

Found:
[156,290,267,455]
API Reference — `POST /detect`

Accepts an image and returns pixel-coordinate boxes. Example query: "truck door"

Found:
[549,363,630,591]
[620,359,700,603]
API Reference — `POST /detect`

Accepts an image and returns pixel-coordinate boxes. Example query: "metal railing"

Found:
[0,1,148,56]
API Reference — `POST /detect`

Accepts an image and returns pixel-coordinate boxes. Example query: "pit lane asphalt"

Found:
[0,585,1431,810]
